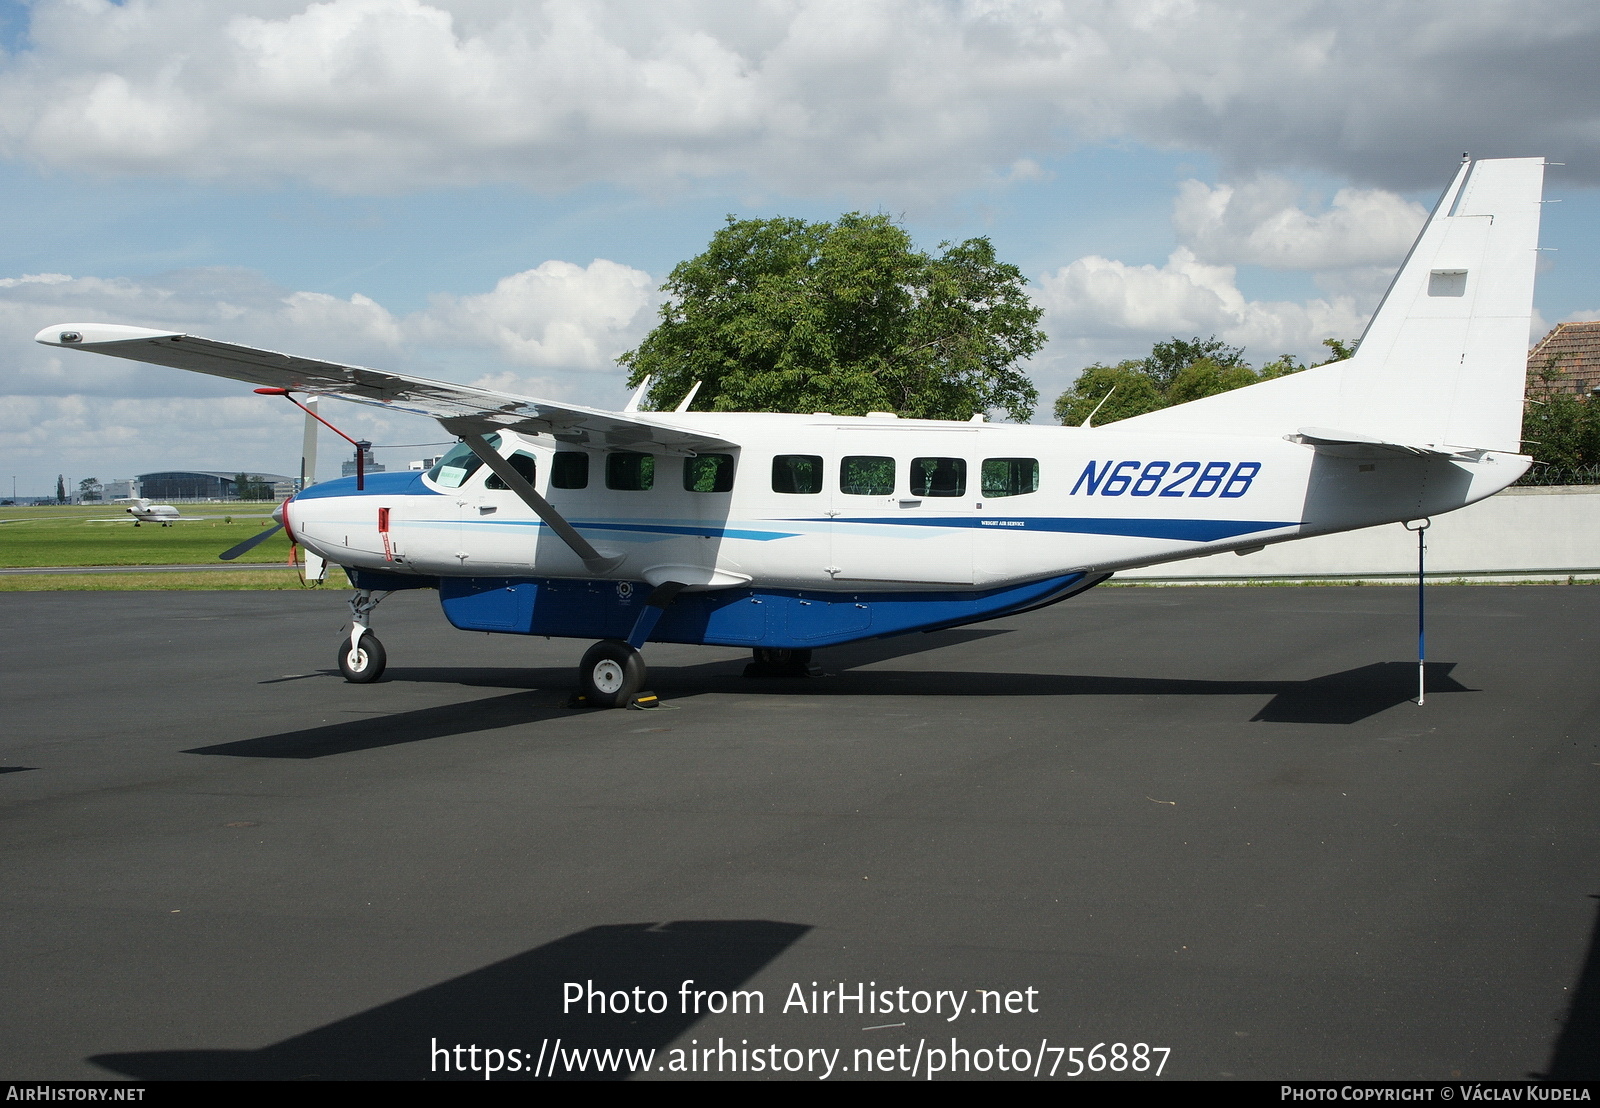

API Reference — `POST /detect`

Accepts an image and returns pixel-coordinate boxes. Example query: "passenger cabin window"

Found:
[606,452,655,491]
[772,455,823,494]
[552,452,589,489]
[911,456,966,497]
[982,457,1040,498]
[684,454,735,492]
[428,435,500,489]
[485,452,537,490]
[841,456,895,496]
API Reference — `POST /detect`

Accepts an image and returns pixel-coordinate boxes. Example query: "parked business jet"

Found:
[37,157,1545,706]
[87,498,205,526]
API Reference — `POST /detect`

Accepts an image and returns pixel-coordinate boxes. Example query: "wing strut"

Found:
[453,429,623,574]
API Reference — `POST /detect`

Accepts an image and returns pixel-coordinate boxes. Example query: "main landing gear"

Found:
[568,581,689,709]
[338,588,393,683]
[576,640,648,709]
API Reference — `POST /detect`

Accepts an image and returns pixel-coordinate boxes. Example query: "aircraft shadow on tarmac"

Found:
[186,625,1472,760]
[90,918,810,1081]
[1545,895,1600,1079]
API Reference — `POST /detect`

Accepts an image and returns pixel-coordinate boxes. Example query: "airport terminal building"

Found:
[135,471,296,501]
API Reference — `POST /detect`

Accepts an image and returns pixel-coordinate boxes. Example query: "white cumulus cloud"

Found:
[1172,177,1428,271]
[414,259,659,369]
[0,255,660,483]
[1030,246,1372,403]
[0,0,1596,195]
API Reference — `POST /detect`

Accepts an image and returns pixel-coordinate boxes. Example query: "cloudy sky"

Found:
[3,0,1599,496]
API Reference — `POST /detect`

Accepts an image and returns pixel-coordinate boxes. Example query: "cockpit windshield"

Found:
[428,434,501,489]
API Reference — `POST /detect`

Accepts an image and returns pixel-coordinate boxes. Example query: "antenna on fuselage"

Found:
[623,376,653,413]
[1082,385,1117,428]
[674,381,703,413]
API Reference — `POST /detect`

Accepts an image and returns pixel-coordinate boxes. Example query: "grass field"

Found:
[0,569,332,591]
[0,503,292,567]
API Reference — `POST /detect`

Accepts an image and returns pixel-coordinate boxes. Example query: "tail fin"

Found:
[1116,157,1546,454]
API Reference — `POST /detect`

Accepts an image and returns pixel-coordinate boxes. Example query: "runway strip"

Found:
[0,562,298,575]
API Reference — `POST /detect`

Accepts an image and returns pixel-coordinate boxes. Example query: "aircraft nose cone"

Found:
[272,503,285,525]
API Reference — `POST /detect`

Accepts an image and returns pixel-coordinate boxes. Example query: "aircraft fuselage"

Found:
[281,415,1524,649]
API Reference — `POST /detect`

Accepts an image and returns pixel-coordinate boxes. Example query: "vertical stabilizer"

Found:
[1115,157,1545,453]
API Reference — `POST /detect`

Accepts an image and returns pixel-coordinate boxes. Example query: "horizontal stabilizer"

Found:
[1287,427,1481,458]
[35,324,733,457]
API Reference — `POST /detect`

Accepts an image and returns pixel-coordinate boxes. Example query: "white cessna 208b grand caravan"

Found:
[38,157,1546,706]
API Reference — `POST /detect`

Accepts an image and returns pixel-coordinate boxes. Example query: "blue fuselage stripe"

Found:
[823,516,1293,541]
[296,478,1293,543]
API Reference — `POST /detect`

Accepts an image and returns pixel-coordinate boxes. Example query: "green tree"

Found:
[1142,336,1245,390]
[1319,337,1358,363]
[1054,334,1318,426]
[55,474,65,504]
[1052,360,1167,426]
[232,473,272,501]
[620,213,1045,422]
[1523,356,1600,470]
[77,477,102,502]
[1166,357,1262,405]
[1258,353,1307,379]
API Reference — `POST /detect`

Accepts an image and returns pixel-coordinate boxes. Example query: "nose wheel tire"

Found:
[578,639,646,709]
[339,633,387,683]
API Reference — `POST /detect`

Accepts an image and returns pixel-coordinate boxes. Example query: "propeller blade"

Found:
[220,521,284,561]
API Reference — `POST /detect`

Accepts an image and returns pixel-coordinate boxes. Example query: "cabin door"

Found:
[826,433,975,586]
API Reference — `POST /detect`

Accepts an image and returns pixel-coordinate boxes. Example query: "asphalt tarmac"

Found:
[3,585,1597,1082]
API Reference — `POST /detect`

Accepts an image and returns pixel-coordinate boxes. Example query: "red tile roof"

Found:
[1528,322,1600,396]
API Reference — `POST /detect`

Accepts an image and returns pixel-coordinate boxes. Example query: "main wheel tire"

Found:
[578,639,646,708]
[339,632,387,683]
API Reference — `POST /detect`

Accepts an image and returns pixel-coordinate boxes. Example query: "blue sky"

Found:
[3,0,1599,498]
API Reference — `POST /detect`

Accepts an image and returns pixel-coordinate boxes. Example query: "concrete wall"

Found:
[1119,485,1600,583]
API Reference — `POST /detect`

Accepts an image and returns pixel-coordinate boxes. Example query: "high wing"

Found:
[35,323,733,457]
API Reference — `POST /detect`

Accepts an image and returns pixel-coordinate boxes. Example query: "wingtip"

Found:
[35,323,183,347]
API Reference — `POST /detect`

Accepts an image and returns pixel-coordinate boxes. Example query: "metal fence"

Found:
[1514,465,1600,487]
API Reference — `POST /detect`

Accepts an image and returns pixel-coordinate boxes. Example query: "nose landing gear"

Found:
[339,632,386,682]
[338,588,393,683]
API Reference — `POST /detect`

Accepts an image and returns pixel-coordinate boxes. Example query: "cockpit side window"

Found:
[427,435,501,489]
[485,452,538,490]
